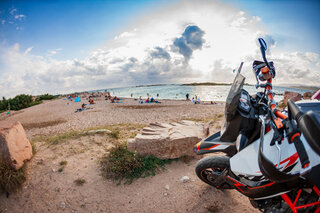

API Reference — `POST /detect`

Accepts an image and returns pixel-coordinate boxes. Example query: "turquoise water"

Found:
[96,84,314,102]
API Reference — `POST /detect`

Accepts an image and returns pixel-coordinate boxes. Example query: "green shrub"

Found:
[74,178,86,186]
[36,94,56,101]
[100,144,172,184]
[0,162,27,193]
[28,101,42,107]
[0,94,40,111]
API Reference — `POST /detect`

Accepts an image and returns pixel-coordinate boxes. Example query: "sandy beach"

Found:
[0,97,258,213]
[1,97,225,138]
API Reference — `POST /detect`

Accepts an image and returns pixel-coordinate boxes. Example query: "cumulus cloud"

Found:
[272,51,320,86]
[150,47,171,60]
[1,0,319,98]
[172,25,205,61]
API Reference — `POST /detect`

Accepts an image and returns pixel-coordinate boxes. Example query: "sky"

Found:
[0,0,319,98]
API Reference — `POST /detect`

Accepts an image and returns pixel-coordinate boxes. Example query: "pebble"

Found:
[180,176,190,183]
[164,185,170,190]
[60,202,66,209]
[163,192,168,197]
[188,185,194,189]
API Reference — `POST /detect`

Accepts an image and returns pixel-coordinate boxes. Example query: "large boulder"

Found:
[303,92,313,100]
[128,120,204,159]
[283,91,302,105]
[0,121,32,170]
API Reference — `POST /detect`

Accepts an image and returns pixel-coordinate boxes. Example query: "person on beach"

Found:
[197,96,201,104]
[146,97,150,103]
[157,93,159,98]
[191,97,195,103]
[186,93,189,100]
[139,96,143,104]
[150,97,154,103]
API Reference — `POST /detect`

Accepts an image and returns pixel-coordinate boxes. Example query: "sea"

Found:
[95,84,315,103]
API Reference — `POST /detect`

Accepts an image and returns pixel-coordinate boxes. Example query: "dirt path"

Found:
[0,133,258,213]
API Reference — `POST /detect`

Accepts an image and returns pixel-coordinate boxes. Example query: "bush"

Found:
[36,94,56,101]
[0,93,56,112]
[0,162,27,193]
[0,94,36,111]
[100,143,172,184]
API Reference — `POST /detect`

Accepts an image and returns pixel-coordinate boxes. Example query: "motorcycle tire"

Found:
[195,155,234,189]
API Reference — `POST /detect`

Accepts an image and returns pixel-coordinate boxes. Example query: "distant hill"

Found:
[279,84,319,91]
[181,82,231,86]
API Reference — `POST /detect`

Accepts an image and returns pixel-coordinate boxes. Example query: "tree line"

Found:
[0,94,56,112]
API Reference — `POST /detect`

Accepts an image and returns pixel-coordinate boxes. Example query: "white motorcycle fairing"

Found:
[230,129,320,178]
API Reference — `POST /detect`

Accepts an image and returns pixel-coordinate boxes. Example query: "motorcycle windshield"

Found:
[225,72,246,121]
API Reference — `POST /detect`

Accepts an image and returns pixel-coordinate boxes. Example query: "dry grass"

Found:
[22,119,67,130]
[0,162,27,193]
[31,123,146,146]
[180,113,224,124]
[117,105,178,109]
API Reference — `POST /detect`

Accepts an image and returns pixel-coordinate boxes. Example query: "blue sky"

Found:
[1,0,170,59]
[0,0,319,97]
[229,0,320,53]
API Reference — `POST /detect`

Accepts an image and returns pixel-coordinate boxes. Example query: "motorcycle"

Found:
[194,38,320,212]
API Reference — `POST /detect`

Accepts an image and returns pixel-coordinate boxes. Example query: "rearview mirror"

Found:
[258,38,267,51]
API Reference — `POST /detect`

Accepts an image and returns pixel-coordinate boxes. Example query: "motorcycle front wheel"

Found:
[195,155,234,189]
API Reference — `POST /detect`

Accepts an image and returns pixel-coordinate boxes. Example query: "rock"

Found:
[127,120,204,159]
[163,192,168,197]
[180,176,190,183]
[283,91,302,105]
[60,202,66,209]
[188,185,194,189]
[0,121,32,170]
[164,185,170,190]
[87,129,112,134]
[303,92,313,100]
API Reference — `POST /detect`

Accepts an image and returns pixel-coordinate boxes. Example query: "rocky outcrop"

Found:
[283,91,302,105]
[128,120,204,159]
[303,92,313,100]
[0,121,32,170]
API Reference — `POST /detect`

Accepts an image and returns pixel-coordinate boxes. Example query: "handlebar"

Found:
[292,134,311,170]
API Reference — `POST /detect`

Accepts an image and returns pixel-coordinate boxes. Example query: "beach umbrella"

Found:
[74,97,81,102]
